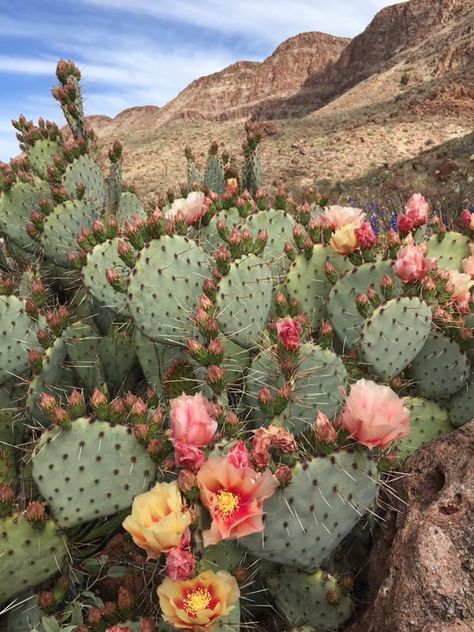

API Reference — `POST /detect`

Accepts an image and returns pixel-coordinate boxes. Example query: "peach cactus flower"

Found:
[446,270,474,313]
[157,569,240,630]
[197,455,278,547]
[168,191,207,224]
[122,482,192,559]
[317,206,366,230]
[170,393,218,447]
[339,379,410,449]
[462,245,474,279]
[330,223,360,254]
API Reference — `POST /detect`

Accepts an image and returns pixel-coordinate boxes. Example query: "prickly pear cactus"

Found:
[0,59,472,632]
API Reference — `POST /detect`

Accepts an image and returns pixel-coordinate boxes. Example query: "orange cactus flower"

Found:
[196,455,278,547]
[157,569,240,630]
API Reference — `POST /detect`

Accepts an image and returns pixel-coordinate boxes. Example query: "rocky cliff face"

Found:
[156,32,349,124]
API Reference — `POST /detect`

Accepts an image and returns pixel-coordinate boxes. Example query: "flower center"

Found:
[216,490,240,518]
[184,587,212,615]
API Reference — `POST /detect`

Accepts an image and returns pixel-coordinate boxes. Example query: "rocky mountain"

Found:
[92,0,474,203]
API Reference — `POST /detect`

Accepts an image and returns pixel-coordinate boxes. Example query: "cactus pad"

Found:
[0,295,39,387]
[327,260,401,350]
[286,245,352,328]
[216,254,273,349]
[426,232,471,271]
[244,342,347,433]
[40,199,99,267]
[360,297,432,380]
[412,333,470,398]
[62,155,106,211]
[82,237,129,313]
[0,181,49,253]
[267,568,352,630]
[28,139,61,180]
[128,235,211,345]
[242,209,297,278]
[448,374,474,427]
[0,515,67,605]
[242,451,379,571]
[395,397,453,462]
[117,191,146,229]
[32,417,156,528]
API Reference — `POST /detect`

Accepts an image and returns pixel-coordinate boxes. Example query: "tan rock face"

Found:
[157,32,349,123]
[345,421,474,632]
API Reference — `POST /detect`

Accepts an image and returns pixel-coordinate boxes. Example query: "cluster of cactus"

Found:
[0,60,473,632]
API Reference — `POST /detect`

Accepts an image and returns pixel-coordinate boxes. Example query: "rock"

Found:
[346,421,474,632]
[435,159,461,181]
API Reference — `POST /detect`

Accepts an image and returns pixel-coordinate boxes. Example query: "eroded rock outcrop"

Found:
[346,421,474,632]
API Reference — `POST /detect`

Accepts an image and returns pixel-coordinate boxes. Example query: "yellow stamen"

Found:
[216,490,240,518]
[184,587,212,615]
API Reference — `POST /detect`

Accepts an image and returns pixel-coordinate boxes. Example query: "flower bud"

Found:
[274,464,293,486]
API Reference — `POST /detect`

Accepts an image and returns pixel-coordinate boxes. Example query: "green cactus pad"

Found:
[117,191,146,229]
[448,374,474,427]
[28,139,61,180]
[64,321,103,394]
[82,237,129,314]
[426,232,471,271]
[216,254,273,349]
[0,180,50,253]
[395,397,453,462]
[32,417,156,528]
[128,235,211,345]
[26,335,68,425]
[360,297,432,380]
[0,295,40,387]
[412,333,470,398]
[242,209,297,279]
[286,245,352,328]
[327,260,402,351]
[40,199,99,267]
[198,208,241,255]
[62,155,107,212]
[267,568,352,631]
[244,342,347,434]
[242,451,379,572]
[99,330,137,394]
[0,515,68,606]
[198,541,242,574]
[204,153,225,195]
[4,593,44,631]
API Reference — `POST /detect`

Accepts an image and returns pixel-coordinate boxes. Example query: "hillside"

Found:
[90,0,474,205]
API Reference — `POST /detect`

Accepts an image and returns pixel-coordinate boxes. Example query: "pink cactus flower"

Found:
[339,379,410,449]
[165,546,196,581]
[355,221,377,250]
[394,244,436,283]
[227,440,251,469]
[170,393,218,447]
[276,316,302,352]
[404,193,429,227]
[314,411,337,443]
[174,442,206,472]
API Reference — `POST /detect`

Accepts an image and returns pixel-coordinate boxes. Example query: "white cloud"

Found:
[0,56,55,76]
[80,0,403,40]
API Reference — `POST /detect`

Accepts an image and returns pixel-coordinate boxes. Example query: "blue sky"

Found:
[0,0,402,161]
